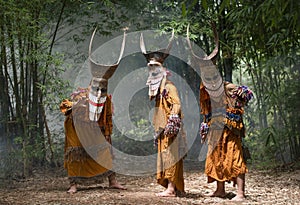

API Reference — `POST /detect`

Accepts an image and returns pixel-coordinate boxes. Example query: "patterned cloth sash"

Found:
[204,110,242,124]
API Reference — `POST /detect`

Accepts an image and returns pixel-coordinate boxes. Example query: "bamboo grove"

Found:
[0,0,299,177]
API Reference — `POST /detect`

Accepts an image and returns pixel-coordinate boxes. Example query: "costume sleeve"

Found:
[199,82,211,122]
[104,96,113,136]
[236,85,254,105]
[165,83,181,115]
[225,82,253,107]
[59,99,73,115]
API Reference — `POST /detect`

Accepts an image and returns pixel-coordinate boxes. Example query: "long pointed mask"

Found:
[186,22,222,99]
[187,23,226,160]
[140,30,174,98]
[88,29,126,121]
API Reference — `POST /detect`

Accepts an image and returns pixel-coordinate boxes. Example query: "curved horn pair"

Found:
[89,29,126,79]
[140,29,174,63]
[187,22,224,100]
[186,22,219,63]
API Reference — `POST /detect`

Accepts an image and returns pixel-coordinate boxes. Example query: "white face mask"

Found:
[146,60,166,97]
[88,78,108,121]
[88,92,107,121]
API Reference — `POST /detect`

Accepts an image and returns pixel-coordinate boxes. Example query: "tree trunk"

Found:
[219,6,233,82]
[0,20,10,150]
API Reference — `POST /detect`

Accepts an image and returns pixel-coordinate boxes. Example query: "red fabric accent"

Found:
[88,100,105,107]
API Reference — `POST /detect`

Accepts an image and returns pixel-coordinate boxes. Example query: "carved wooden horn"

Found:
[89,28,126,79]
[186,22,219,63]
[140,29,174,63]
[187,22,224,99]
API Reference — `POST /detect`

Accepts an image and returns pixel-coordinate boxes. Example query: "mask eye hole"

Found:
[149,66,159,72]
[204,72,219,82]
[148,66,155,71]
[101,88,107,93]
[152,72,159,77]
[205,77,212,81]
[91,86,99,92]
[212,75,219,81]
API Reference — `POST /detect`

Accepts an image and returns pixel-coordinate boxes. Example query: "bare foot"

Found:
[231,194,245,201]
[156,190,176,197]
[67,185,77,194]
[109,181,126,190]
[207,191,226,198]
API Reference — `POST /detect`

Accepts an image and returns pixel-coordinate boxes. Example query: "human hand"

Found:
[60,99,73,114]
[200,122,209,143]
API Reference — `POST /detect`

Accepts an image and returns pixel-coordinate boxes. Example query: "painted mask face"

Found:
[146,60,166,97]
[201,66,223,98]
[88,77,108,121]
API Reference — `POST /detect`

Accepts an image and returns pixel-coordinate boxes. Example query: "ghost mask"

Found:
[88,77,108,121]
[140,30,174,98]
[88,28,126,121]
[186,23,223,99]
[146,59,167,97]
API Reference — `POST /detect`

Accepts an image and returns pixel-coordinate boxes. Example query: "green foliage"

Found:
[0,150,24,178]
[1,0,300,178]
[224,0,300,164]
[0,0,78,177]
[112,118,156,156]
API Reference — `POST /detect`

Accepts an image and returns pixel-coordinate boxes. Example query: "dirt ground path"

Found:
[1,165,300,205]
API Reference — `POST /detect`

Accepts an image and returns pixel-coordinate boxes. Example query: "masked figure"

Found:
[60,29,126,193]
[187,23,253,201]
[140,31,187,197]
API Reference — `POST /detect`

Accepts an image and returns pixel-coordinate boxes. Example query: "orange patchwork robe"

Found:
[154,80,187,192]
[60,90,114,185]
[200,82,248,184]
